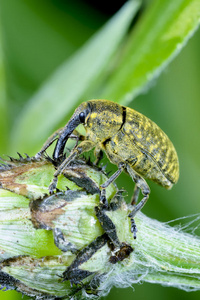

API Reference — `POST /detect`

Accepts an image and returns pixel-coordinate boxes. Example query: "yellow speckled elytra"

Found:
[37,99,179,235]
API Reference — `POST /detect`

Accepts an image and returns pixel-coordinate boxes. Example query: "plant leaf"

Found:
[100,0,200,104]
[11,0,141,154]
[0,29,8,153]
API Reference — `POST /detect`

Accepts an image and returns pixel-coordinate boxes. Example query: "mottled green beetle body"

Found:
[37,99,179,231]
[85,100,179,189]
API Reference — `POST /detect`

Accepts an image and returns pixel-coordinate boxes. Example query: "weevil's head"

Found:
[53,100,123,159]
[53,101,91,160]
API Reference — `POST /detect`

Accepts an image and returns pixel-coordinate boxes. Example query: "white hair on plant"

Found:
[94,211,200,297]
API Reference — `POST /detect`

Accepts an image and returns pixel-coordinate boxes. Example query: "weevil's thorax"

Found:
[85,100,124,143]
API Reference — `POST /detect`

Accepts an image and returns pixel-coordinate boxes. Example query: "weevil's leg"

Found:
[94,148,104,165]
[35,127,64,159]
[126,164,150,239]
[126,164,150,216]
[49,140,95,193]
[131,185,140,205]
[101,163,125,189]
[67,129,86,149]
[129,218,137,239]
[36,128,83,159]
[100,162,125,206]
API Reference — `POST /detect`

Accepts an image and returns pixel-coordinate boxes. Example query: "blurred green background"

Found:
[0,0,200,299]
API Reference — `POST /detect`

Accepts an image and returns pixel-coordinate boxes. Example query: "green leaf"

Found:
[101,0,200,104]
[0,29,8,153]
[11,0,141,154]
[0,0,100,104]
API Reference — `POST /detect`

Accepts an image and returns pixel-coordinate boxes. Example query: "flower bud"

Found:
[0,155,133,299]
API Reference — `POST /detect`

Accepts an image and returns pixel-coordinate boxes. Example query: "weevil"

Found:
[36,99,179,227]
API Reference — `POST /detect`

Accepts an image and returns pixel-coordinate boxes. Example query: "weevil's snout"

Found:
[53,102,91,160]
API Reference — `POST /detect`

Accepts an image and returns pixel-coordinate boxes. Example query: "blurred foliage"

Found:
[0,0,200,299]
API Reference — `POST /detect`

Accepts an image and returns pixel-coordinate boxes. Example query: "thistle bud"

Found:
[0,155,133,299]
[1,154,200,299]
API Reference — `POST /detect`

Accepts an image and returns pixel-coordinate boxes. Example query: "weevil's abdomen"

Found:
[123,107,179,187]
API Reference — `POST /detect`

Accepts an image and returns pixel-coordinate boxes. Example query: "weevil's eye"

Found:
[79,112,85,123]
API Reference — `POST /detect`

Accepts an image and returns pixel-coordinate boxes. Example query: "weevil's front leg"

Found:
[36,128,84,159]
[100,162,125,206]
[49,140,95,193]
[35,127,64,159]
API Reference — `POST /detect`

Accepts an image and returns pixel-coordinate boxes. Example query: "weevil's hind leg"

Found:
[100,162,125,206]
[49,140,95,194]
[131,184,140,206]
[126,164,150,215]
[129,218,137,239]
[129,184,142,239]
[126,164,150,239]
[35,127,64,159]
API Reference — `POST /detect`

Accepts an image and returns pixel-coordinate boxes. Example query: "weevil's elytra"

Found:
[124,107,179,185]
[37,99,179,235]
